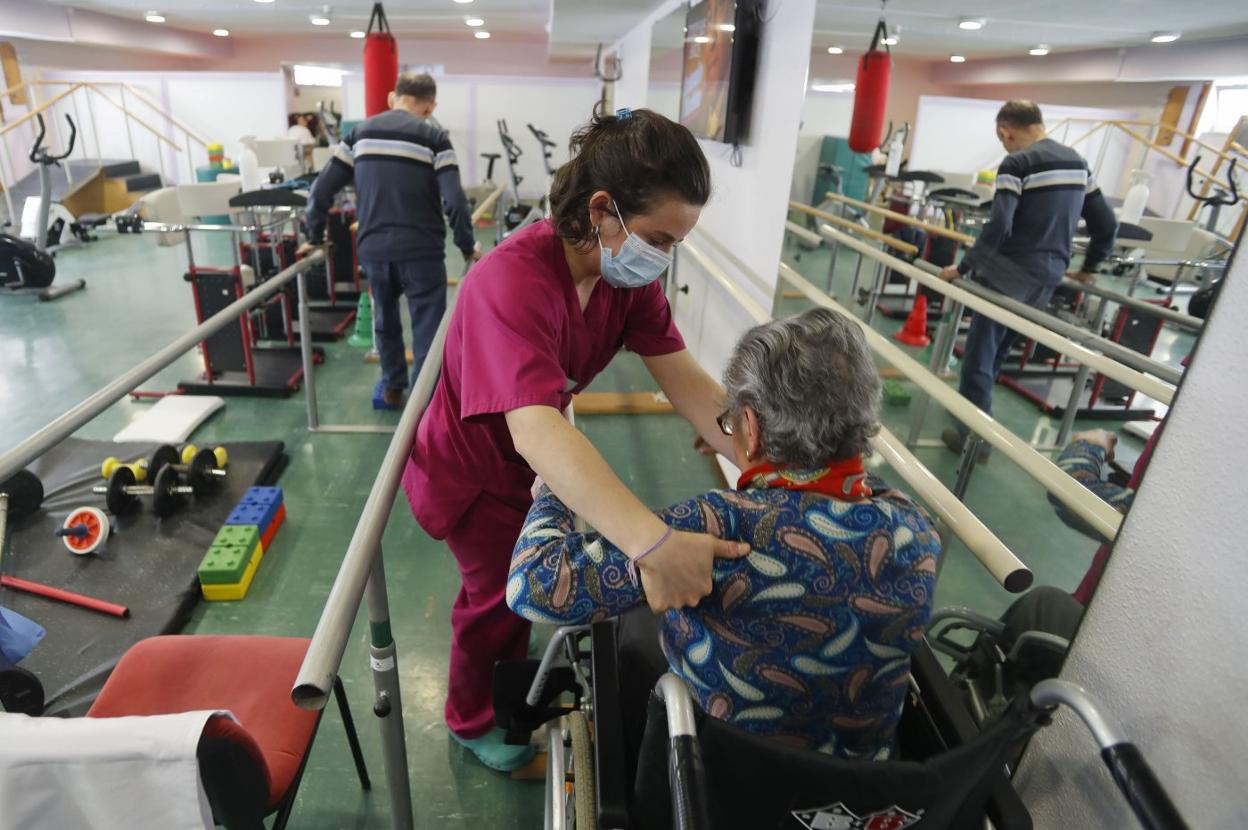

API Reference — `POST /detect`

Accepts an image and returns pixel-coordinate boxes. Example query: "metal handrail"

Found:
[789,202,919,255]
[818,194,977,245]
[684,239,1035,590]
[0,83,85,138]
[776,260,1123,541]
[821,226,1176,406]
[0,251,324,484]
[1059,276,1203,332]
[81,84,182,151]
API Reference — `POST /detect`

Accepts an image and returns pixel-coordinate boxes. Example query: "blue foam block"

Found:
[225,501,278,529]
[372,379,400,411]
[241,486,283,509]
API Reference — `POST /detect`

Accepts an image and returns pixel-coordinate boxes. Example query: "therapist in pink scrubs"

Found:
[403,107,748,771]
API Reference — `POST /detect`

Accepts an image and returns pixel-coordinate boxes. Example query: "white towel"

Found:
[0,710,231,830]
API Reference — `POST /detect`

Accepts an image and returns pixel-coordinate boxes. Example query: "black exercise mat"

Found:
[0,438,286,716]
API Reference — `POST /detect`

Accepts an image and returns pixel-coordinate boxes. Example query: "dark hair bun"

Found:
[550,106,711,250]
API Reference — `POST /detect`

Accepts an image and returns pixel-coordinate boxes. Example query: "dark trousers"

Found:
[362,258,446,391]
[957,279,1056,435]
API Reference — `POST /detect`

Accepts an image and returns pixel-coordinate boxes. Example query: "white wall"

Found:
[612,18,652,112]
[1016,245,1248,828]
[910,95,1142,196]
[800,90,855,137]
[667,0,817,377]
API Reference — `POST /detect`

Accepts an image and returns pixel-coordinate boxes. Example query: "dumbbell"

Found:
[93,465,194,517]
[1,470,45,548]
[100,456,148,483]
[172,445,229,493]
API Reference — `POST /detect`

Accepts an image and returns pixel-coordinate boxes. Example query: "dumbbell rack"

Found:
[145,210,323,397]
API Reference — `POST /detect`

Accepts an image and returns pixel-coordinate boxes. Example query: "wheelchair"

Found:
[494,615,1186,830]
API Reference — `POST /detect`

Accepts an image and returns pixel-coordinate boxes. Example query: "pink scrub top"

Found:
[402,219,686,539]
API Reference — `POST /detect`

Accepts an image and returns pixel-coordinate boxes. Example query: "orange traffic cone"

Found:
[894,294,931,347]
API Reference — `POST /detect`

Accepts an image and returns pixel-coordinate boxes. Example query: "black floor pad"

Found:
[0,438,286,715]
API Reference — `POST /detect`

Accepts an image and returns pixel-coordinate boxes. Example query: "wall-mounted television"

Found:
[679,0,764,146]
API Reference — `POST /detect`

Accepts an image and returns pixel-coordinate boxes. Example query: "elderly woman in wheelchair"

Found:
[495,307,1188,830]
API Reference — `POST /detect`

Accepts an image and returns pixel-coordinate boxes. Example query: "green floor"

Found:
[0,222,1185,827]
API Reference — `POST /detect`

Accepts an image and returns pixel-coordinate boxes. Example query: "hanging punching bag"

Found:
[848,19,891,153]
[363,3,398,118]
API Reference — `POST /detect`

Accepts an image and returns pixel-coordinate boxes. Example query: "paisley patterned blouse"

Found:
[507,476,942,759]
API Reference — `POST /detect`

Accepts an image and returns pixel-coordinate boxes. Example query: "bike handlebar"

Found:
[29,114,76,165]
[1186,155,1238,207]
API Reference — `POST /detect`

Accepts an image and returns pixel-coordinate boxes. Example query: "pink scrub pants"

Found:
[443,490,532,738]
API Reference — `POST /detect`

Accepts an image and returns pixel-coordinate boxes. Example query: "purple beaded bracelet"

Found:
[626,526,674,588]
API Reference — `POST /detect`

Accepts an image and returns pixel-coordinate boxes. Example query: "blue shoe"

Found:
[450,727,536,772]
[372,380,403,411]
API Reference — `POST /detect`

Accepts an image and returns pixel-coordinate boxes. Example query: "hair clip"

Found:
[615,107,633,120]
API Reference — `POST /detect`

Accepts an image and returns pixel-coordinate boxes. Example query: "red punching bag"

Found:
[363,3,398,118]
[848,19,891,153]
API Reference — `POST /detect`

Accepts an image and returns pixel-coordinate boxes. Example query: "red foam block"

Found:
[260,503,286,553]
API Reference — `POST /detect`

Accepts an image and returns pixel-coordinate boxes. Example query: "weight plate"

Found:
[106,466,138,515]
[152,465,185,517]
[0,470,44,519]
[0,667,45,716]
[149,444,179,480]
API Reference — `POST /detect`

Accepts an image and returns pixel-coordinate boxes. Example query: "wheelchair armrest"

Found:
[590,620,631,829]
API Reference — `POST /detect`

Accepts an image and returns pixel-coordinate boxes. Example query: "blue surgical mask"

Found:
[597,203,672,289]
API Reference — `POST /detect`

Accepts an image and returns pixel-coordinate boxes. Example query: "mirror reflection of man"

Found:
[302,73,479,408]
[938,100,1118,458]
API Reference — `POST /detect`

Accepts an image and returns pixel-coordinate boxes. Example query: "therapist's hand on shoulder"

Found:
[637,528,749,612]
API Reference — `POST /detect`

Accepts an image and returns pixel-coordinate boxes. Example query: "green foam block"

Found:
[198,543,253,585]
[211,524,260,551]
[883,380,911,406]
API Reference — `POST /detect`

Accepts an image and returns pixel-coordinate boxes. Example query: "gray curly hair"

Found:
[723,307,881,466]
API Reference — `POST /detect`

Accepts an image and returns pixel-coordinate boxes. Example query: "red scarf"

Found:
[737,457,872,500]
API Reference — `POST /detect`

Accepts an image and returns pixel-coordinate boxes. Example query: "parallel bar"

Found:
[783,220,823,247]
[682,239,1038,588]
[292,293,455,709]
[821,226,1176,405]
[788,202,919,255]
[1061,276,1203,332]
[822,192,977,244]
[777,260,1123,541]
[0,251,324,484]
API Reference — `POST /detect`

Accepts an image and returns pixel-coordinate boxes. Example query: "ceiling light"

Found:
[717,23,735,33]
[145,11,165,23]
[254,0,275,4]
[1029,45,1049,56]
[474,30,490,39]
[827,45,843,55]
[310,16,330,25]
[213,28,229,37]
[958,17,985,31]
[881,35,898,46]
[1150,32,1181,43]
[350,30,365,38]
[465,17,484,26]
[452,0,474,4]
[811,83,855,93]
[693,35,711,44]
[949,55,966,63]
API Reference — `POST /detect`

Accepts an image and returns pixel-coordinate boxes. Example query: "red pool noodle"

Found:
[1,575,130,619]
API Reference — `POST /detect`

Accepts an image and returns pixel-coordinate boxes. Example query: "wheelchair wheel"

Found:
[569,710,596,829]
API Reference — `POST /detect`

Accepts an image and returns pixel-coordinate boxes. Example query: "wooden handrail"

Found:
[120,83,208,147]
[1064,120,1108,151]
[1112,123,1240,199]
[0,83,85,138]
[789,202,918,255]
[83,84,182,151]
[823,192,976,245]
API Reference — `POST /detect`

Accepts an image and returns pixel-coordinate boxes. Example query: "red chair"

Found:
[87,635,370,830]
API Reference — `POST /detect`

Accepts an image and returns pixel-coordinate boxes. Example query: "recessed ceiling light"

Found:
[310,16,329,25]
[1029,45,1049,56]
[253,0,274,4]
[474,30,490,39]
[881,35,898,46]
[145,11,165,23]
[811,82,855,93]
[958,17,985,31]
[452,0,474,4]
[717,23,735,32]
[827,46,843,55]
[213,28,229,37]
[1150,32,1181,43]
[949,55,966,63]
[693,35,711,44]
[465,16,484,26]
[349,30,365,38]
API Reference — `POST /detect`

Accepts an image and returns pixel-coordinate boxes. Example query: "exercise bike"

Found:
[1184,155,1239,318]
[495,119,543,243]
[527,122,557,218]
[0,114,86,301]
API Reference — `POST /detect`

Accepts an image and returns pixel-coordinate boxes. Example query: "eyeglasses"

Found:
[716,409,735,436]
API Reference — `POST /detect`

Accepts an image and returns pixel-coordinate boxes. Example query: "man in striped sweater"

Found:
[304,73,478,408]
[938,100,1118,457]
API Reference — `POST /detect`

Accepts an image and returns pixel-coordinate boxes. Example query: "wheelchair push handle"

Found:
[1030,679,1189,830]
[658,674,713,830]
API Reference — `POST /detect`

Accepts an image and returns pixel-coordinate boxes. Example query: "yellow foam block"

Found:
[201,541,264,601]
